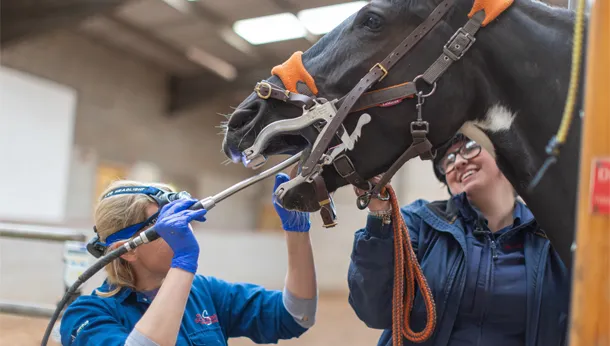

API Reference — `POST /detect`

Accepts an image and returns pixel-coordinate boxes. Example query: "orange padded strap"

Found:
[468,0,514,26]
[271,51,319,95]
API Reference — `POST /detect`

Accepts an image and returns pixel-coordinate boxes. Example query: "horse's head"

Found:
[223,0,495,211]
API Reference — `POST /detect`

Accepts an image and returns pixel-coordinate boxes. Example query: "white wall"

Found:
[0,30,255,229]
[0,66,77,223]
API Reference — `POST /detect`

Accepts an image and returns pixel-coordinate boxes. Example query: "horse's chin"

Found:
[278,181,321,212]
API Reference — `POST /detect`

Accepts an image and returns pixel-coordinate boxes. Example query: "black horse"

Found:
[222,0,586,267]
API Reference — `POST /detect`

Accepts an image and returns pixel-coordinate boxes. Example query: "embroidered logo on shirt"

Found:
[195,310,218,325]
[504,242,524,250]
[71,320,89,342]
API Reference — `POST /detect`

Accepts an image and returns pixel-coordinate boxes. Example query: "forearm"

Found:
[133,268,194,345]
[284,232,316,299]
[283,231,317,328]
[348,215,396,329]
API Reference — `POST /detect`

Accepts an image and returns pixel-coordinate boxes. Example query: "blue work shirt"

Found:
[347,193,570,346]
[60,274,307,345]
[448,193,528,345]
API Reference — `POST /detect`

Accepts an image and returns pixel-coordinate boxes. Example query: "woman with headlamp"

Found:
[59,174,316,346]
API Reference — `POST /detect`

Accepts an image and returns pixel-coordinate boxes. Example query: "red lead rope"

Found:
[386,186,437,344]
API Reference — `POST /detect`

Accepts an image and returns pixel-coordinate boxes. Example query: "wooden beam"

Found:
[568,0,610,343]
[104,15,201,72]
[0,0,125,46]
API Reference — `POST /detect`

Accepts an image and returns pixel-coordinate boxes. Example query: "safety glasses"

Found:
[437,140,482,175]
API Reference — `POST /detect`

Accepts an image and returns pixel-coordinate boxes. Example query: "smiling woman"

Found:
[347,133,570,346]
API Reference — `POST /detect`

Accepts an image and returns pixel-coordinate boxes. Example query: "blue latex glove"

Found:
[154,198,207,274]
[273,173,310,232]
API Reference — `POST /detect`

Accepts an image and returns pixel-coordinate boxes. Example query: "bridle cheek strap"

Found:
[313,175,338,228]
[358,129,435,208]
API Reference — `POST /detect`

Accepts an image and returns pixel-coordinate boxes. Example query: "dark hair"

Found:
[432,133,470,184]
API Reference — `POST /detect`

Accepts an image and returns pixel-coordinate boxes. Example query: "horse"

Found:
[221,0,587,268]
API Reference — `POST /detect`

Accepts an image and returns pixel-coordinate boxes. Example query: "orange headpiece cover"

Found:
[468,0,514,26]
[271,51,319,95]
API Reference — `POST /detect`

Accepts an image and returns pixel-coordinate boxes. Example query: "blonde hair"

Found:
[94,180,174,297]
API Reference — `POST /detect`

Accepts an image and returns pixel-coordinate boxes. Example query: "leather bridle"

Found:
[244,0,506,228]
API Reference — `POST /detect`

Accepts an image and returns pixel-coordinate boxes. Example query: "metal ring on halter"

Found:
[356,193,371,210]
[375,189,390,201]
[413,75,437,98]
[254,82,272,99]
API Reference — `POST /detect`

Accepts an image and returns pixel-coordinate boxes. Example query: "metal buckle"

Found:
[370,63,389,82]
[332,153,356,178]
[254,82,272,99]
[442,27,476,61]
[411,121,430,134]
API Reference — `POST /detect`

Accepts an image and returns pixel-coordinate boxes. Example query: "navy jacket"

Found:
[348,194,570,346]
[60,274,307,345]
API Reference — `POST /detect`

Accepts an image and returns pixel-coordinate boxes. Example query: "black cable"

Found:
[40,152,302,345]
[40,230,156,345]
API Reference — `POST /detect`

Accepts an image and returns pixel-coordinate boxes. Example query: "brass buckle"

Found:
[370,63,388,82]
[254,82,272,99]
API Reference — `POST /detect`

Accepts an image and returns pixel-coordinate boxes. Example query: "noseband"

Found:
[244,0,512,228]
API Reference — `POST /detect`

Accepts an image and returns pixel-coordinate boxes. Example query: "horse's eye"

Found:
[363,14,383,31]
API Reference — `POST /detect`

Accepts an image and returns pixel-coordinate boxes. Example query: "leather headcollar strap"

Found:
[337,82,418,113]
[254,81,317,109]
[254,80,419,115]
[312,175,338,227]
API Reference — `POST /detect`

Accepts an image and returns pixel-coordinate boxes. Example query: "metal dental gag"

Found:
[240,98,375,226]
[40,152,302,346]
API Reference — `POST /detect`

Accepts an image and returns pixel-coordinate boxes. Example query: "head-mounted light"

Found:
[86,186,191,258]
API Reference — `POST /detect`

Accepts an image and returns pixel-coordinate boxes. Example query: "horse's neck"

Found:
[460,0,583,264]
[471,0,583,185]
[473,0,576,128]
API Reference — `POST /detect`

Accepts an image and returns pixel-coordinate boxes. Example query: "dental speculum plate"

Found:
[239,98,372,202]
[241,100,340,169]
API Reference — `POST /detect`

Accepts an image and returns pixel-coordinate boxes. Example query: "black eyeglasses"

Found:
[438,140,482,175]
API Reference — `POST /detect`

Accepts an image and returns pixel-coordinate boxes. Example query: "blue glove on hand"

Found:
[154,198,207,274]
[273,173,310,232]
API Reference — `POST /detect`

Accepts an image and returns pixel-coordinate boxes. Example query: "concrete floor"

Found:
[0,294,383,346]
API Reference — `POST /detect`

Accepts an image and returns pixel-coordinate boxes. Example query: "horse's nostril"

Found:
[228,106,258,131]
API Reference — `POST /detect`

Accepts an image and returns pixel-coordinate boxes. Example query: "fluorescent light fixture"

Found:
[162,0,191,14]
[298,1,368,35]
[233,13,307,45]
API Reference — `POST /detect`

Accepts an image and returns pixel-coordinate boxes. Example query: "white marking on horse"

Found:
[457,104,517,159]
[473,104,516,132]
[340,113,371,150]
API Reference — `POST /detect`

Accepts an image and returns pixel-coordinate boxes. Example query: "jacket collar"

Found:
[94,280,153,304]
[413,193,539,253]
[450,192,535,230]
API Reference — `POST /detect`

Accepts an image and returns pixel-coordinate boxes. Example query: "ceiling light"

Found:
[298,1,368,35]
[233,13,307,45]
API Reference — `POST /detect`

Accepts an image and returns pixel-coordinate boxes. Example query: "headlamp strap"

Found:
[102,212,160,246]
[102,186,161,200]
